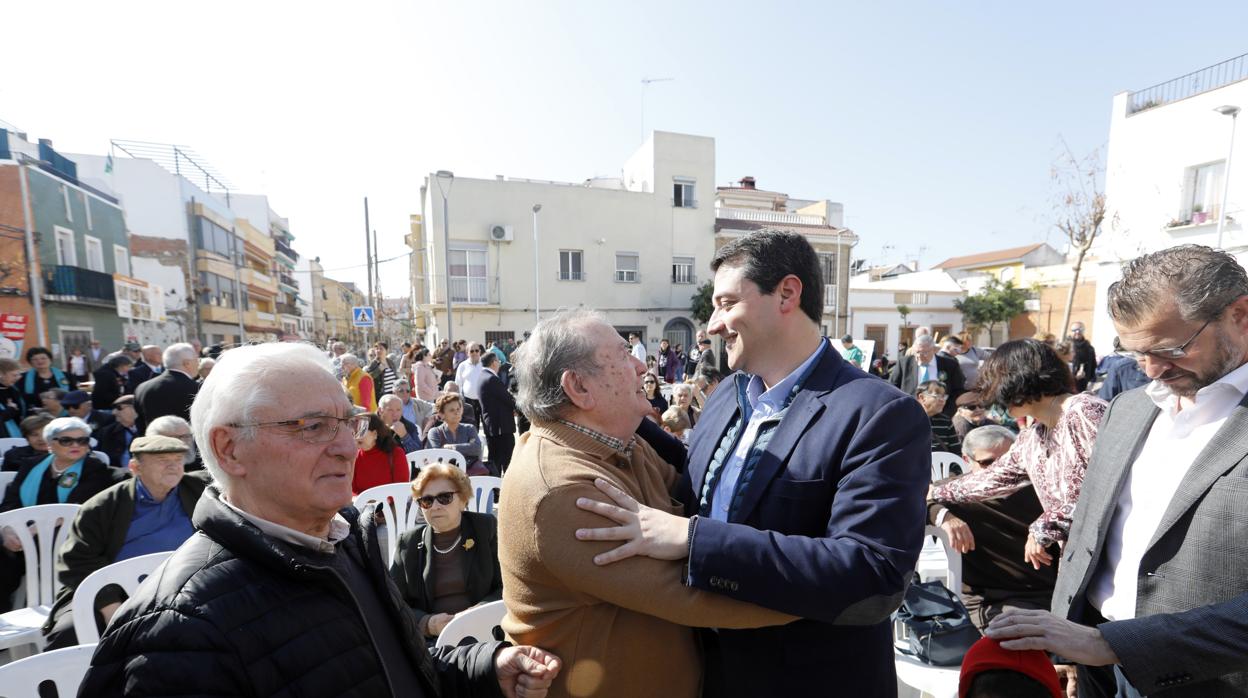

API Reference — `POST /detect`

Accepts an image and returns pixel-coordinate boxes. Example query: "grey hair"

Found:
[163,342,198,370]
[378,394,402,409]
[339,353,361,370]
[914,334,935,348]
[513,309,606,422]
[147,415,191,436]
[191,342,336,487]
[961,425,1017,458]
[1109,245,1248,325]
[43,416,92,442]
[481,352,499,368]
[671,383,694,399]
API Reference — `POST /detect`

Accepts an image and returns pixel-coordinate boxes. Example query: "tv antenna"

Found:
[641,77,674,142]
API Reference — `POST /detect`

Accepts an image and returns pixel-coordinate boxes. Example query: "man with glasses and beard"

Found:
[988,245,1248,697]
[78,342,561,697]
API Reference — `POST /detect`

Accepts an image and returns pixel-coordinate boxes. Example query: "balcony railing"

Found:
[278,272,298,289]
[557,271,585,281]
[276,302,300,316]
[1129,52,1248,115]
[715,206,826,226]
[274,239,299,261]
[42,266,115,306]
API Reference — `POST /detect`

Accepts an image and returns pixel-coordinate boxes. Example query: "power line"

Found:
[286,251,411,274]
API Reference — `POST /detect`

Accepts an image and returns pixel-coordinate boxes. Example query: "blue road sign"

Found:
[351,306,376,327]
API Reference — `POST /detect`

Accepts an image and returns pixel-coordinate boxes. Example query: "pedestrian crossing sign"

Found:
[351,306,376,327]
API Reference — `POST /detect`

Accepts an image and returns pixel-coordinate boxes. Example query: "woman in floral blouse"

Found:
[929,338,1107,569]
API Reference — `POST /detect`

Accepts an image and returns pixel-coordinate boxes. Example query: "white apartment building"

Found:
[848,269,965,363]
[1092,52,1248,356]
[413,131,717,352]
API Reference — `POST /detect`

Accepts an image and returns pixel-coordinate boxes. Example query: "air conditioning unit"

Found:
[489,224,514,242]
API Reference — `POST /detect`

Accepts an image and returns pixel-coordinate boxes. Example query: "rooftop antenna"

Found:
[641,77,674,143]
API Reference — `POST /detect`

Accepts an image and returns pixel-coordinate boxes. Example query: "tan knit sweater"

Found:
[498,420,795,698]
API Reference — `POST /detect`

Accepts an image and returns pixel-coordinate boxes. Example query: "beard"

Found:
[1157,326,1245,398]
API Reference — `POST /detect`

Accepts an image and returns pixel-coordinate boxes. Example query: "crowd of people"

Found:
[2,232,1248,697]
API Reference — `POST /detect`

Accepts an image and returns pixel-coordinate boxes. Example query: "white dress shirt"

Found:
[455,360,485,400]
[1089,361,1248,620]
[631,342,647,363]
[917,356,939,384]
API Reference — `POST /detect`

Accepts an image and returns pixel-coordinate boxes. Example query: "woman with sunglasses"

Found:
[389,464,501,642]
[350,413,409,495]
[929,339,1107,570]
[643,372,668,423]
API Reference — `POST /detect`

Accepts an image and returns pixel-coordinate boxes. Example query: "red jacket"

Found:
[351,446,409,494]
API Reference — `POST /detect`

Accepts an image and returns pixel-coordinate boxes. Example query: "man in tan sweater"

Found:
[500,311,794,698]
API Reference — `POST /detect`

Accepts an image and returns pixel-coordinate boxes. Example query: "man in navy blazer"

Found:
[577,230,931,697]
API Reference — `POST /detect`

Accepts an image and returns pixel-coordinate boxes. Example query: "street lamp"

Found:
[435,170,455,344]
[1215,105,1240,249]
[532,204,542,324]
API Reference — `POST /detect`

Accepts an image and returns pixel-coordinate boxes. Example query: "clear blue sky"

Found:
[6,1,1248,295]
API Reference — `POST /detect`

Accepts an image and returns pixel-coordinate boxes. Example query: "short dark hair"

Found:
[965,670,1054,698]
[698,365,724,385]
[916,380,947,397]
[1109,244,1248,325]
[375,341,388,350]
[105,354,134,369]
[25,346,52,363]
[943,335,964,346]
[710,229,823,325]
[481,352,499,368]
[841,334,853,343]
[976,338,1073,407]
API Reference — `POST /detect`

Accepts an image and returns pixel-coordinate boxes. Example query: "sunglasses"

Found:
[470,349,481,354]
[417,492,458,509]
[53,436,91,446]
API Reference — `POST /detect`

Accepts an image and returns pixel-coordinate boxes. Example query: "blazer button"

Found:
[1067,595,1073,604]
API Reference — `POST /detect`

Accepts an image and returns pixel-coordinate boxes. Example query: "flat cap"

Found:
[61,390,92,406]
[112,394,135,407]
[129,434,189,454]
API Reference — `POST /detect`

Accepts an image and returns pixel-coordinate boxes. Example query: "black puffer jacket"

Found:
[78,487,506,697]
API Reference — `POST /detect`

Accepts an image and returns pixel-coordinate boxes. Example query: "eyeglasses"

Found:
[921,392,948,400]
[52,436,90,446]
[230,411,370,444]
[470,349,481,354]
[416,492,458,509]
[1123,317,1214,361]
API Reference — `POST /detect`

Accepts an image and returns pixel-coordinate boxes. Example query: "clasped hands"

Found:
[574,478,690,564]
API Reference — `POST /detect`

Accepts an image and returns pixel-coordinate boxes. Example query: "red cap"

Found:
[958,637,1062,698]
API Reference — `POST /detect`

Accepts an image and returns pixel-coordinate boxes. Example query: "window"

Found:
[61,185,73,222]
[114,245,130,277]
[54,226,76,266]
[615,252,640,283]
[672,256,695,284]
[448,247,488,303]
[1184,161,1225,221]
[199,271,237,308]
[673,179,696,208]
[84,236,105,272]
[819,253,838,286]
[893,292,929,305]
[197,217,236,258]
[559,250,584,280]
[84,195,93,231]
[485,331,514,347]
[932,325,953,340]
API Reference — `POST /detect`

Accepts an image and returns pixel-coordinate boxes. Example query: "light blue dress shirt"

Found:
[708,339,826,522]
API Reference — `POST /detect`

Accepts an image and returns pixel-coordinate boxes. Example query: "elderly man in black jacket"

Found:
[78,342,561,698]
[134,343,199,431]
[478,352,517,475]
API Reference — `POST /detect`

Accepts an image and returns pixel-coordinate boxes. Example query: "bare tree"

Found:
[1051,140,1109,340]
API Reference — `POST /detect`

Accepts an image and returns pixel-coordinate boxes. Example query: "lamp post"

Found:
[532,204,542,324]
[1215,105,1240,250]
[435,170,455,344]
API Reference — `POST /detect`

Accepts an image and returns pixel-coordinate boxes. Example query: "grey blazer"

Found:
[1053,387,1248,696]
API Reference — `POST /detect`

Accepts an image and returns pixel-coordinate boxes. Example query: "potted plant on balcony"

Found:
[1192,203,1208,225]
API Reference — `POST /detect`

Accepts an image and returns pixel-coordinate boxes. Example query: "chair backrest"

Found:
[91,450,110,466]
[0,503,81,609]
[406,448,466,477]
[435,599,506,648]
[468,476,502,515]
[354,483,423,566]
[0,471,16,501]
[72,552,172,644]
[919,524,962,594]
[0,437,28,460]
[0,642,97,698]
[930,451,965,482]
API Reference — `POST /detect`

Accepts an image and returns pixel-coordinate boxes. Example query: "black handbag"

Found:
[891,574,981,666]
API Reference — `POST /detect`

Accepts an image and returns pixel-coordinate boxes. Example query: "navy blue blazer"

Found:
[674,343,931,698]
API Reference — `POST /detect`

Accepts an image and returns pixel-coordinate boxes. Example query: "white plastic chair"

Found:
[0,471,16,500]
[354,483,423,566]
[435,599,506,648]
[0,503,81,657]
[90,450,110,466]
[931,451,965,482]
[406,448,466,476]
[0,437,27,461]
[72,551,172,644]
[895,525,963,698]
[468,476,502,515]
[0,642,97,697]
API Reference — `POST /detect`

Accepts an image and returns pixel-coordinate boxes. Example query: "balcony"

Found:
[1129,52,1248,115]
[716,206,825,226]
[278,272,299,292]
[274,239,299,264]
[276,301,300,316]
[42,266,115,307]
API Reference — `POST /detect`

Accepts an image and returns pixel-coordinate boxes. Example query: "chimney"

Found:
[739,176,756,190]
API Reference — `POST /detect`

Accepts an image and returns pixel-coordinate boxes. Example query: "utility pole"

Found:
[363,197,373,345]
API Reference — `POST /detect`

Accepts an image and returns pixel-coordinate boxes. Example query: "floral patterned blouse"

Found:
[929,392,1108,548]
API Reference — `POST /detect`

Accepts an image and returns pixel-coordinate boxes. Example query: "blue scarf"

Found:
[19,453,86,507]
[23,367,69,395]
